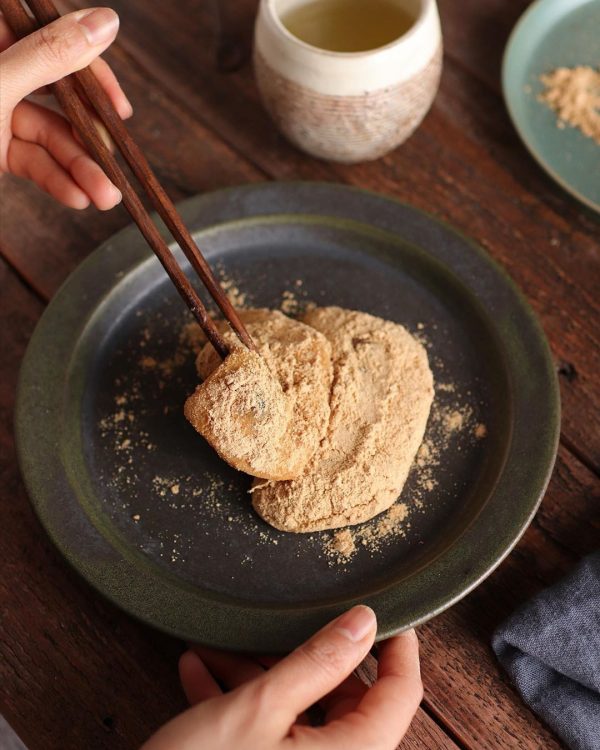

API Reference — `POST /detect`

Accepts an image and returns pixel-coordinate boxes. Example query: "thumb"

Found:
[0,8,119,110]
[250,605,377,725]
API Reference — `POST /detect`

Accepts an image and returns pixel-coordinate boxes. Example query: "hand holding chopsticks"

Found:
[0,0,255,359]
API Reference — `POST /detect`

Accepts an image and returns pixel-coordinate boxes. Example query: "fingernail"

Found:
[335,605,376,643]
[94,121,113,150]
[110,185,122,205]
[78,8,119,45]
[398,627,417,639]
[122,99,134,119]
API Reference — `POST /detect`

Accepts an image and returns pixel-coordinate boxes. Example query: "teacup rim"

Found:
[263,0,432,59]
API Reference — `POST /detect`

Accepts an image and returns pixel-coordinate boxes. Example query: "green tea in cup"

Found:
[281,0,415,53]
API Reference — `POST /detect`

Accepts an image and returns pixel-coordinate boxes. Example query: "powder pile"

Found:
[538,66,600,145]
[324,502,410,564]
[218,275,248,308]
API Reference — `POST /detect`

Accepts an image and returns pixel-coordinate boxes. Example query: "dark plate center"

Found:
[77,219,508,605]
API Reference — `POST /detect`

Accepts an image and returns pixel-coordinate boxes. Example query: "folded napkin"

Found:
[492,551,600,750]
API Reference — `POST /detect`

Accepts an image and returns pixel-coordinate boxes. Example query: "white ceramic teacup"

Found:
[254,0,443,163]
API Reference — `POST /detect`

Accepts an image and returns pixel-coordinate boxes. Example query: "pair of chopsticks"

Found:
[0,0,255,359]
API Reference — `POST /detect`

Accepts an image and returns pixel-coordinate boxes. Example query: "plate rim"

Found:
[15,182,561,651]
[501,0,600,214]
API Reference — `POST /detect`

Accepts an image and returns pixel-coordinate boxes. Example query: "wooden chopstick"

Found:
[30,0,256,354]
[1,0,256,359]
[2,0,230,360]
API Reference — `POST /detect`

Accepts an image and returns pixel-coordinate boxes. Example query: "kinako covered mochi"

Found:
[184,310,333,481]
[184,307,434,533]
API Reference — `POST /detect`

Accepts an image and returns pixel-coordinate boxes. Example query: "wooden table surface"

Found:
[1,1,599,748]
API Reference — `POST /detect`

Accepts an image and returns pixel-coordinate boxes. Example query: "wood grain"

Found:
[1,0,599,748]
[357,656,461,750]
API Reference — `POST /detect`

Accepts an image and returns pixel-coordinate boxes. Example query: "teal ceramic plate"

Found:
[16,183,560,651]
[502,0,600,213]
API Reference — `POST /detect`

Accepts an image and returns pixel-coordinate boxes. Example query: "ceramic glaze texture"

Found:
[254,0,443,162]
[15,183,560,651]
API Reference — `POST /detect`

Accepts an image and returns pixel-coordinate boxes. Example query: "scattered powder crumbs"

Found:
[368,502,408,540]
[538,66,600,145]
[414,440,439,493]
[324,502,409,564]
[179,321,205,354]
[97,311,486,571]
[217,271,248,308]
[140,356,158,369]
[278,280,314,315]
[443,408,468,433]
[280,289,300,315]
[416,440,431,466]
[152,477,186,504]
[329,529,355,559]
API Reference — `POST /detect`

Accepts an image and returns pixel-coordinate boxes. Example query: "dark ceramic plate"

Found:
[16,183,559,652]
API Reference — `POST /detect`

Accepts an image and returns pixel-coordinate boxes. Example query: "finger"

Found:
[0,15,17,52]
[314,629,423,749]
[73,108,115,152]
[7,138,89,209]
[236,654,312,727]
[191,646,266,690]
[254,656,281,669]
[357,629,422,724]
[0,8,119,110]
[178,650,222,705]
[12,100,121,209]
[89,57,133,119]
[249,606,377,727]
[28,58,133,116]
[319,673,367,722]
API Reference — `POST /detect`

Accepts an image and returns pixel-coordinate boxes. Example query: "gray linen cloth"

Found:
[492,551,600,750]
